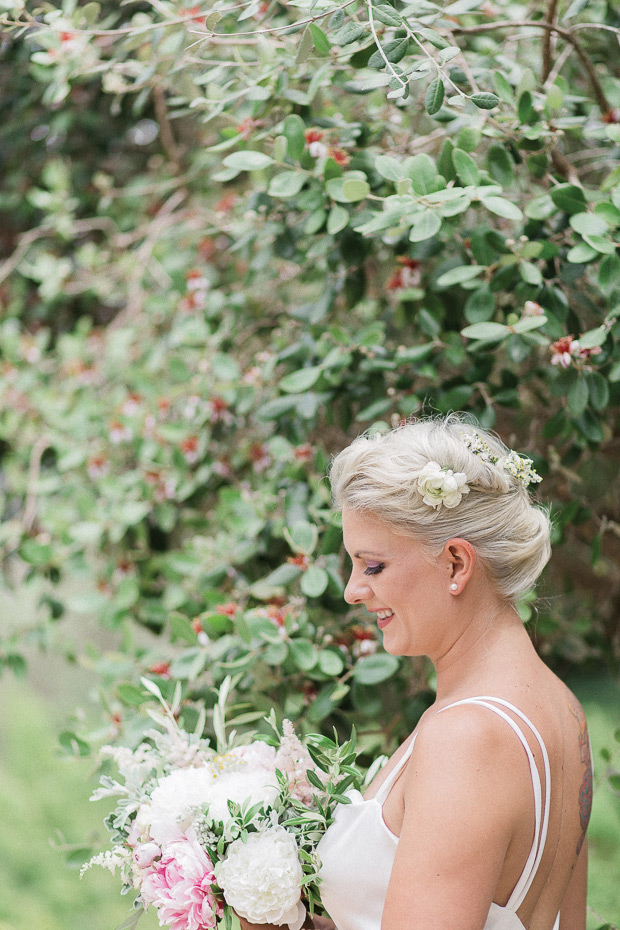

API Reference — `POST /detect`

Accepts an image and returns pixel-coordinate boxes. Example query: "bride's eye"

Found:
[364,563,385,576]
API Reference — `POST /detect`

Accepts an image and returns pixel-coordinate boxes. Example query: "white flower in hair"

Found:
[417,461,470,510]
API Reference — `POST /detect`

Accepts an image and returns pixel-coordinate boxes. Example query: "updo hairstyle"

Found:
[329,415,551,603]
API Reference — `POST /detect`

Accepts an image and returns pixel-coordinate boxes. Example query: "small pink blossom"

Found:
[523,300,544,317]
[134,842,162,869]
[109,420,132,443]
[140,834,222,930]
[550,335,603,368]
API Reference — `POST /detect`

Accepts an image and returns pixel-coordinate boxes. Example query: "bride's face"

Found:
[342,507,456,658]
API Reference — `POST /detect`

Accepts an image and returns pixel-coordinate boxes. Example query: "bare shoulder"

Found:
[403,701,531,817]
[412,700,525,769]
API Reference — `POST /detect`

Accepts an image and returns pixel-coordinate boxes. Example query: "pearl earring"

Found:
[450,583,458,591]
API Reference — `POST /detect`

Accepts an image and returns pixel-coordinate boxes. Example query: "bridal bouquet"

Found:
[83,677,361,930]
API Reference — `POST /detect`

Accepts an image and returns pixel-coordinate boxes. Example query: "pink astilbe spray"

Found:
[275,720,319,805]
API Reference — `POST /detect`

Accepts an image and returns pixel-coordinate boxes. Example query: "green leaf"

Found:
[117,683,148,706]
[586,371,609,410]
[480,196,523,221]
[519,261,542,286]
[436,265,486,287]
[425,76,445,115]
[598,252,620,292]
[309,24,331,55]
[341,178,370,202]
[318,648,345,675]
[464,285,495,323]
[333,21,367,45]
[461,321,509,340]
[512,315,547,333]
[550,183,587,214]
[525,194,556,220]
[375,155,405,182]
[327,205,349,235]
[494,70,514,103]
[406,153,438,195]
[579,325,608,349]
[222,151,273,171]
[283,115,306,162]
[285,520,318,555]
[373,3,402,26]
[567,242,598,264]
[569,212,609,237]
[170,648,208,680]
[567,376,589,417]
[368,38,409,69]
[301,565,329,597]
[289,639,318,671]
[58,731,91,757]
[581,234,615,255]
[409,209,441,242]
[352,653,400,685]
[470,92,500,110]
[487,144,514,187]
[268,171,305,198]
[280,366,323,393]
[452,147,479,186]
[517,90,535,123]
[296,26,314,64]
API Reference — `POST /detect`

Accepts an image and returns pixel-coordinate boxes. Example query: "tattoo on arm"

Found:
[568,693,593,855]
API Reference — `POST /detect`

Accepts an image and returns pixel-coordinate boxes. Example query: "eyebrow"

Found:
[353,550,386,559]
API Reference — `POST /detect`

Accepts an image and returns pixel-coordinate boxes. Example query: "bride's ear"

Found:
[443,538,476,595]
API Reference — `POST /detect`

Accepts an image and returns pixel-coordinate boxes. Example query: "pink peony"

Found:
[140,833,222,930]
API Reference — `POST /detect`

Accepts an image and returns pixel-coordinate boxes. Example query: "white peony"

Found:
[217,826,306,930]
[147,748,279,845]
[417,461,469,510]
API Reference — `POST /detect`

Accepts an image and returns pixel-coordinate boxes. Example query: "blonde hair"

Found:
[330,415,551,602]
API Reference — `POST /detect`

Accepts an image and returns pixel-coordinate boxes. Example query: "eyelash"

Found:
[364,563,386,576]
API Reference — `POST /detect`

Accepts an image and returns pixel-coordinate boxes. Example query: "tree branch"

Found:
[542,0,559,82]
[153,83,181,171]
[452,20,611,114]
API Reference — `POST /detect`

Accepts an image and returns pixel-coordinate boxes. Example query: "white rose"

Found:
[417,461,469,510]
[217,826,306,930]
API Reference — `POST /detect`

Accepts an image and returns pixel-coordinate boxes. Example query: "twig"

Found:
[153,83,180,170]
[23,436,52,532]
[542,0,559,82]
[452,20,611,114]
[0,218,117,288]
[109,189,190,329]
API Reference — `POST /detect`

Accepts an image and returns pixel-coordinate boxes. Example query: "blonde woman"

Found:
[240,416,592,930]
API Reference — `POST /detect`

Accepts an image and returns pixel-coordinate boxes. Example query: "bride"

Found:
[240,415,591,930]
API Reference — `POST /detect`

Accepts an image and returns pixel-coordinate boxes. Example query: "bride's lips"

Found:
[376,611,395,630]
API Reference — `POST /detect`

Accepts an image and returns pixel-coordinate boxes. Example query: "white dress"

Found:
[317,697,560,930]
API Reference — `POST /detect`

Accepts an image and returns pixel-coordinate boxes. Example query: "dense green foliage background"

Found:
[1,0,620,923]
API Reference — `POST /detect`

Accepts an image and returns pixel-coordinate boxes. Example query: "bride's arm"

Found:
[380,707,522,930]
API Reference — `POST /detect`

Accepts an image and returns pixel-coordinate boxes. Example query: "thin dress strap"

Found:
[373,736,417,806]
[438,697,551,912]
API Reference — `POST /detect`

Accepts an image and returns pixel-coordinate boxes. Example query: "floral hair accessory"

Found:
[417,461,470,510]
[461,431,542,488]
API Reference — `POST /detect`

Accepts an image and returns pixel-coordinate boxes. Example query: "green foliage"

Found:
[1,0,620,792]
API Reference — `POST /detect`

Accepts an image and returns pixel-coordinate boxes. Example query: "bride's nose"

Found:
[344,569,372,605]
